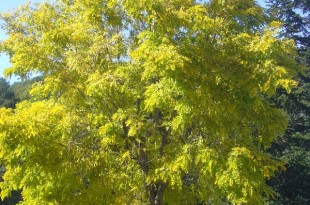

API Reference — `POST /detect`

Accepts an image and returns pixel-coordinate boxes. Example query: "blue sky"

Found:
[0,0,267,83]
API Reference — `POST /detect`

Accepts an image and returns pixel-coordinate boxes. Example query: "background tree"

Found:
[266,0,310,204]
[0,78,16,109]
[0,0,300,204]
[267,0,309,65]
[10,76,43,101]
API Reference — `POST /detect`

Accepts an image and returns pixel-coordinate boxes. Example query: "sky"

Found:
[0,0,267,83]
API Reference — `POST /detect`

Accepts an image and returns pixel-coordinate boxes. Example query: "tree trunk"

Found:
[149,182,167,205]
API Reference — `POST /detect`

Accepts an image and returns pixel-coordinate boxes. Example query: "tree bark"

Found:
[149,182,167,205]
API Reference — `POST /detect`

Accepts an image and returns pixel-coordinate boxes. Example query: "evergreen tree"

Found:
[267,0,309,65]
[266,0,310,204]
[0,78,16,109]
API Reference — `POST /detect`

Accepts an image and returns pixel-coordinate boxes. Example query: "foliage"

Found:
[268,80,310,205]
[0,78,16,109]
[10,76,44,101]
[0,78,16,204]
[267,0,309,65]
[0,76,43,110]
[0,0,300,204]
[0,76,42,205]
[266,0,310,204]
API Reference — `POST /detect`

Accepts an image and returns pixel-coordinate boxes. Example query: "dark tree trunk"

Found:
[149,182,167,205]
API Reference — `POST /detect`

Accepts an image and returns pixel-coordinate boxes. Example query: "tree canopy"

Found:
[267,0,309,65]
[0,0,300,204]
[266,0,310,204]
[0,76,42,205]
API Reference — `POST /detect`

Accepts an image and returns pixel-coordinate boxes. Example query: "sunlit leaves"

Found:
[0,0,300,204]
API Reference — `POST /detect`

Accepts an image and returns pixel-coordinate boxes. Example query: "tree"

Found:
[266,0,309,65]
[0,0,299,204]
[10,76,44,101]
[266,0,310,204]
[0,76,42,205]
[0,78,16,109]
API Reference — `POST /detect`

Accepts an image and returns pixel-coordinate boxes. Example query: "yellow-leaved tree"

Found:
[0,0,299,204]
